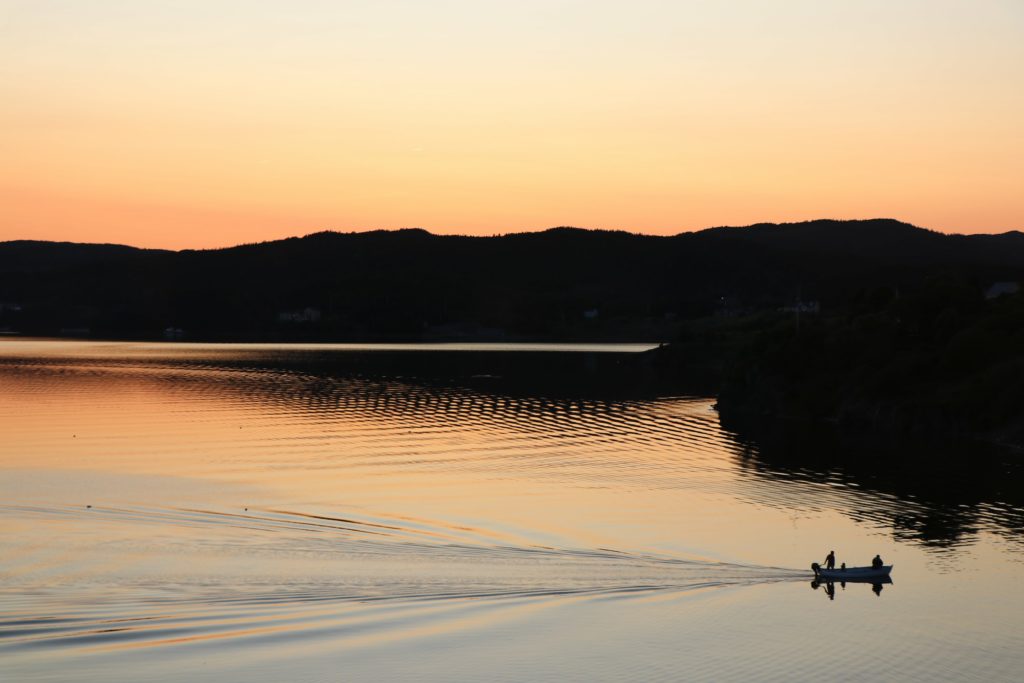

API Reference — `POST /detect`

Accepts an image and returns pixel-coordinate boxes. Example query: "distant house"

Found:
[984,282,1019,300]
[277,307,322,323]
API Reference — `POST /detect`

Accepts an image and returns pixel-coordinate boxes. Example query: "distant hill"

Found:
[0,240,169,273]
[2,219,1023,341]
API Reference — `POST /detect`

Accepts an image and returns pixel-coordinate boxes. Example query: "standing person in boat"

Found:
[872,554,883,570]
[823,550,836,570]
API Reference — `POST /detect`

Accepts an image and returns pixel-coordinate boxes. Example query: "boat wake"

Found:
[0,503,803,657]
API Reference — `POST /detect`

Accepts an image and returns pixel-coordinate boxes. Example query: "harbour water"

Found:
[2,340,1023,682]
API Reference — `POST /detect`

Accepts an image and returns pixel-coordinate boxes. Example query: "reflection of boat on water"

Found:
[809,562,894,599]
[811,573,892,599]
[831,573,893,586]
[813,564,893,581]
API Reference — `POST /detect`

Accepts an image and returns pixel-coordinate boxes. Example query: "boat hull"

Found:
[815,565,892,580]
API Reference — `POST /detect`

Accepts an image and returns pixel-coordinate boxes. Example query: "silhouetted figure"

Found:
[872,554,883,570]
[823,550,835,570]
[872,582,883,597]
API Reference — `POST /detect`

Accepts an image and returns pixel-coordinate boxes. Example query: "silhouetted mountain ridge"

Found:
[1,219,1022,341]
[0,240,170,273]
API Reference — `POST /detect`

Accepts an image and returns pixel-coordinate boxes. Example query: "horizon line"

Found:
[4,217,1023,253]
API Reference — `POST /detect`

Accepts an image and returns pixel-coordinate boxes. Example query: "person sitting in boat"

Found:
[823,550,836,570]
[872,554,883,570]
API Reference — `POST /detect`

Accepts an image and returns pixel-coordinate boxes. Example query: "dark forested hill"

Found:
[0,240,169,273]
[1,219,1022,341]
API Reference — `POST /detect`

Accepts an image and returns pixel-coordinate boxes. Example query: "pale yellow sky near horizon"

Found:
[2,0,1023,249]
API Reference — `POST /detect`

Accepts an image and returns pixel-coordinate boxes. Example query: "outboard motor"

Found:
[811,562,821,576]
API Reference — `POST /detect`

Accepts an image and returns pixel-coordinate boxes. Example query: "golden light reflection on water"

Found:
[1,353,744,554]
[3,341,1024,681]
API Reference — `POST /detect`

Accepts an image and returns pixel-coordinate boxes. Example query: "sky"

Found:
[2,0,1023,249]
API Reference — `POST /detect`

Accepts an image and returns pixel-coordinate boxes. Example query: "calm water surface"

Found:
[2,340,1023,681]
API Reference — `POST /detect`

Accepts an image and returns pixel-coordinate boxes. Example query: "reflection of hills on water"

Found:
[719,413,1024,551]
[6,345,1024,553]
[1,349,738,491]
[0,345,672,399]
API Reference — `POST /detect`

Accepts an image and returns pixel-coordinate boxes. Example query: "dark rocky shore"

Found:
[652,275,1024,449]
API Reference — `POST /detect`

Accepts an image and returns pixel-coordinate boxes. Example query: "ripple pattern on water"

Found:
[4,343,1024,682]
[4,354,1023,553]
[0,503,801,657]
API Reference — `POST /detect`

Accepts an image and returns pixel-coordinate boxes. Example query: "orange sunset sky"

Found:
[2,1,1023,249]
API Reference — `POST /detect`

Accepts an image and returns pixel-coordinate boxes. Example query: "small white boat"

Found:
[813,564,892,580]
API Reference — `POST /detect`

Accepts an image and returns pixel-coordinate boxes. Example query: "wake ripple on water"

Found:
[0,504,803,657]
